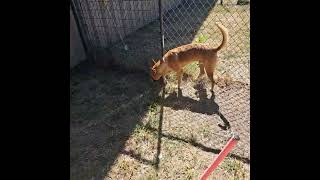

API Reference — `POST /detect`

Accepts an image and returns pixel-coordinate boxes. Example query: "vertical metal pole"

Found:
[155,1,165,170]
[70,1,88,55]
[158,0,164,57]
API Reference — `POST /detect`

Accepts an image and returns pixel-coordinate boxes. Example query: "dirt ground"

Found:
[70,60,249,180]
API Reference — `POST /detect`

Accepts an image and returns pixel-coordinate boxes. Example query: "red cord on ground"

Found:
[199,133,240,180]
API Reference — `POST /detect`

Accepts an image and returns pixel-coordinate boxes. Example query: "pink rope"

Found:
[199,133,240,180]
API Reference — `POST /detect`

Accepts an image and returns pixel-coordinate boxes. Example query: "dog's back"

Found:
[165,43,217,67]
[164,23,228,67]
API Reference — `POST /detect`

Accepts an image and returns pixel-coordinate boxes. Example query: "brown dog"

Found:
[151,22,228,91]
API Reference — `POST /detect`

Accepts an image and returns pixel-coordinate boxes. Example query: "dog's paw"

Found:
[210,92,215,100]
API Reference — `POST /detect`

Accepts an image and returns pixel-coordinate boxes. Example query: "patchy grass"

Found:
[71,62,249,180]
[195,34,210,43]
[216,157,249,180]
[184,62,200,80]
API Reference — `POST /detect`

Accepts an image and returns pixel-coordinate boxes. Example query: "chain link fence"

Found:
[71,0,250,179]
[162,0,250,157]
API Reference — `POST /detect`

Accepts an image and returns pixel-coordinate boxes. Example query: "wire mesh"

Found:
[71,0,250,179]
[162,0,250,160]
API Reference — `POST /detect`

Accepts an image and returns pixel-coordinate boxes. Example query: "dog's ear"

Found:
[152,59,156,64]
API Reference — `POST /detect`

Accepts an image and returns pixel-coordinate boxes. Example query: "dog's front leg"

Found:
[161,76,167,86]
[177,70,183,90]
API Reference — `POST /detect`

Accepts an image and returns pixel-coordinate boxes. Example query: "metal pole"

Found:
[158,0,164,57]
[156,2,165,171]
[70,1,88,55]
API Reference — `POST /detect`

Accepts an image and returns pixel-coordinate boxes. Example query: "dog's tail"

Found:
[215,22,229,51]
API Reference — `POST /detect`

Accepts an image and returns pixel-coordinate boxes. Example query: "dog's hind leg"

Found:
[177,69,183,90]
[198,62,205,79]
[204,63,215,92]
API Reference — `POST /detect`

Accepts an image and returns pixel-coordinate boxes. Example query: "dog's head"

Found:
[150,59,166,81]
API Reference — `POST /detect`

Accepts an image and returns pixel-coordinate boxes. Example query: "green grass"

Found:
[184,62,200,80]
[195,34,209,43]
[218,158,249,180]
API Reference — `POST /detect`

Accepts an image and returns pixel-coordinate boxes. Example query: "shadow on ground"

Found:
[70,61,162,180]
[163,80,231,129]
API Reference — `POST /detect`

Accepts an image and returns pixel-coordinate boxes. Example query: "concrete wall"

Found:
[79,0,183,49]
[70,0,184,68]
[70,8,86,69]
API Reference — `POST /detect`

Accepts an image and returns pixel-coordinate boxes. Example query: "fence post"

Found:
[158,0,164,57]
